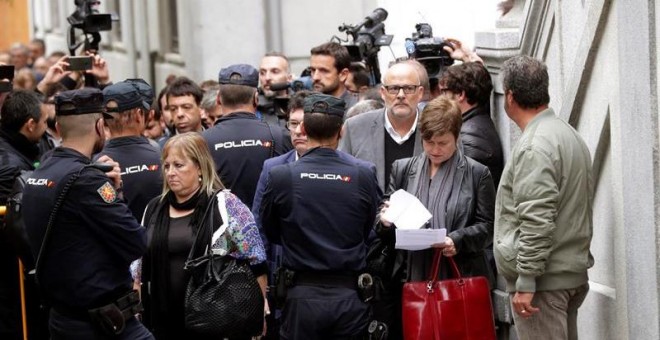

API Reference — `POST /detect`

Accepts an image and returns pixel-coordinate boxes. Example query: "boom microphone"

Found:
[269,82,291,92]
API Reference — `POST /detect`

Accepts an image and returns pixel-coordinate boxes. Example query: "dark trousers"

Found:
[371,280,404,340]
[49,308,154,340]
[280,286,369,340]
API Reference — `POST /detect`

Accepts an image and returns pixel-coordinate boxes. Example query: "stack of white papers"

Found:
[395,228,446,251]
[382,189,446,251]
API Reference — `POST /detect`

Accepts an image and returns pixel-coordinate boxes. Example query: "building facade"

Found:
[477,0,660,339]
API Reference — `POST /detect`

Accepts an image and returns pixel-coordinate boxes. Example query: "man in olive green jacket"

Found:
[494,55,594,340]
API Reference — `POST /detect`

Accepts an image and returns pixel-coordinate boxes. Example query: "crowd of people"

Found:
[0,33,593,340]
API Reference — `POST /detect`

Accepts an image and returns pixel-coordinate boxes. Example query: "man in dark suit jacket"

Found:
[339,62,425,191]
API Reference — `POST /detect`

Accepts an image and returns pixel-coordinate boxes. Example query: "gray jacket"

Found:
[339,109,423,190]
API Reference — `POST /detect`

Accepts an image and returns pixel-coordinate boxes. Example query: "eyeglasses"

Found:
[286,120,301,131]
[383,85,420,95]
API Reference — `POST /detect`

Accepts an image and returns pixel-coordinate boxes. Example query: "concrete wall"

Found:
[476,0,660,339]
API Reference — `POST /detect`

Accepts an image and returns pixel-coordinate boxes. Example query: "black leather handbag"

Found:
[183,191,264,338]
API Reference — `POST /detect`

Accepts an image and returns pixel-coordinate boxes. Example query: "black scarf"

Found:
[145,188,211,333]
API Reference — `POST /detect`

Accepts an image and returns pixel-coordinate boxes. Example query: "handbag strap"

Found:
[211,189,229,246]
[427,249,463,282]
[427,249,443,282]
[446,256,462,279]
[185,192,219,264]
[428,249,443,340]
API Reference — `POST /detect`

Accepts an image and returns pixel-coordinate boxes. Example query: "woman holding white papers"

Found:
[374,97,495,338]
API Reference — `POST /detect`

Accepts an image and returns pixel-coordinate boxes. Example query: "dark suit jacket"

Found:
[339,109,423,191]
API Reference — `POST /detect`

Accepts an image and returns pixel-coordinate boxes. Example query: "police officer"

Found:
[202,64,291,209]
[260,93,381,339]
[22,88,153,339]
[98,79,163,222]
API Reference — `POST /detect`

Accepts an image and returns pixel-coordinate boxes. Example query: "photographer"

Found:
[36,53,111,93]
[257,52,293,127]
[345,62,371,101]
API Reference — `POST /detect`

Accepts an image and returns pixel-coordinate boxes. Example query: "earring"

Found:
[198,176,202,182]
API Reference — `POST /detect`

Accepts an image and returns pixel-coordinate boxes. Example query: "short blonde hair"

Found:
[161,132,224,197]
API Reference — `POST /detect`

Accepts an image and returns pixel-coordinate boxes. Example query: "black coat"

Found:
[0,129,39,172]
[460,105,504,188]
[381,150,496,286]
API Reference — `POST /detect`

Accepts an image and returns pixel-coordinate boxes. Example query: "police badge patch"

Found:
[97,182,117,203]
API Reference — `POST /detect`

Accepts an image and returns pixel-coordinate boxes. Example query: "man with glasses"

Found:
[339,62,425,191]
[251,90,310,339]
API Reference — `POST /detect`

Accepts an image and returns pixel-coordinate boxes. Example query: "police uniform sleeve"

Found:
[251,162,271,251]
[76,171,147,264]
[359,166,382,237]
[259,169,281,245]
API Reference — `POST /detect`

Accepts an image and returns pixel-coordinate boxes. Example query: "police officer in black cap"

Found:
[260,93,381,339]
[97,79,163,222]
[22,88,153,339]
[202,63,291,209]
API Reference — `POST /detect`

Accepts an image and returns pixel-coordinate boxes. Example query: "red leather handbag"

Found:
[402,249,495,340]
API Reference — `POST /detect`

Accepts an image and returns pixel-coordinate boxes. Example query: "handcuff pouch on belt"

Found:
[87,290,142,335]
[273,267,295,308]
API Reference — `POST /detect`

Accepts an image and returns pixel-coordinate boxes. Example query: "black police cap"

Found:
[103,81,149,113]
[303,93,346,118]
[125,78,154,108]
[218,64,259,88]
[55,88,113,119]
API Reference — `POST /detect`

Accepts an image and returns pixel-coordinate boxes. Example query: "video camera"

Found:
[67,0,117,55]
[336,8,394,85]
[405,23,454,79]
[257,68,313,125]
